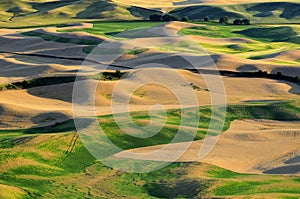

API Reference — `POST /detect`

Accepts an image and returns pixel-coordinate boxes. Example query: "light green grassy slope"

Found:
[180,23,300,62]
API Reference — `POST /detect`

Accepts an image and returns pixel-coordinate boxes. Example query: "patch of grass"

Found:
[207,166,248,179]
[59,21,164,38]
[0,137,17,149]
[126,48,148,55]
[156,40,208,54]
[214,181,271,196]
[89,71,124,81]
[215,179,300,196]
[0,136,34,149]
[180,24,254,39]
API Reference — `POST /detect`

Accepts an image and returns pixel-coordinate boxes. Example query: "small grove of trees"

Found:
[233,18,251,25]
[204,16,209,22]
[162,14,178,21]
[149,14,162,21]
[218,16,251,25]
[149,14,186,22]
[219,16,229,24]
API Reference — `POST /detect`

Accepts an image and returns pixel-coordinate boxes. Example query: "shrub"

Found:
[151,14,178,22]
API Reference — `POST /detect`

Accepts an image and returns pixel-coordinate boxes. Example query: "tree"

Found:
[7,7,23,18]
[276,71,282,77]
[257,70,268,76]
[219,16,229,24]
[181,16,188,22]
[204,16,210,22]
[172,15,179,21]
[149,14,162,21]
[258,70,263,74]
[115,70,121,78]
[21,80,28,89]
[241,18,250,25]
[233,19,242,25]
[162,14,177,21]
[162,14,171,21]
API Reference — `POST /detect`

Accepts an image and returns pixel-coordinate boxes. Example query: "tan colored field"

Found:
[115,119,300,175]
[0,68,299,128]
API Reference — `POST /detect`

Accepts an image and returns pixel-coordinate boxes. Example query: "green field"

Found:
[180,23,300,60]
[58,21,164,37]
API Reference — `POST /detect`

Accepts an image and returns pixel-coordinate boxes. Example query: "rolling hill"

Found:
[0,0,300,28]
[0,0,300,198]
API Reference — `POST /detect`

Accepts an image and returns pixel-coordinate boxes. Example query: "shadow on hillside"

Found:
[30,112,70,126]
[144,179,209,198]
[26,116,97,134]
[170,5,243,20]
[27,82,75,103]
[264,164,300,175]
[76,1,115,19]
[26,112,74,133]
[246,2,300,20]
[173,0,204,6]
[0,59,50,78]
[237,64,259,72]
[9,54,83,66]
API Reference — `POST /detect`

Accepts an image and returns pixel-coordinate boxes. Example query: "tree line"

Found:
[149,14,251,25]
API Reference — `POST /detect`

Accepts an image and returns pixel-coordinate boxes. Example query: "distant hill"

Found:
[170,2,300,22]
[169,5,244,20]
[0,0,299,27]
[0,0,157,26]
